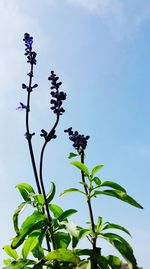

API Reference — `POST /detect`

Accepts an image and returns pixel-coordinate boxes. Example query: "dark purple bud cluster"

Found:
[40,129,57,142]
[23,33,37,65]
[48,71,66,115]
[64,127,90,152]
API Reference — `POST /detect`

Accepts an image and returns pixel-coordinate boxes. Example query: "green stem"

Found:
[80,152,98,268]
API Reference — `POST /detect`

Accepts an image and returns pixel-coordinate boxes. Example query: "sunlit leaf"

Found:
[13,202,27,234]
[71,161,90,177]
[3,245,18,260]
[93,189,143,208]
[102,222,131,236]
[100,233,137,269]
[60,188,85,196]
[22,230,40,259]
[45,248,80,265]
[2,259,35,269]
[91,165,104,177]
[58,209,78,221]
[96,216,103,233]
[46,182,56,203]
[16,183,35,202]
[11,211,46,249]
[3,259,12,266]
[32,194,45,205]
[100,181,127,192]
[49,204,63,218]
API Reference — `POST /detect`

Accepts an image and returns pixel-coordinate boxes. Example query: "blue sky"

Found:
[0,1,150,268]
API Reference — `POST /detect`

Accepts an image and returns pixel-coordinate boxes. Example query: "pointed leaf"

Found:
[93,189,143,208]
[22,230,40,259]
[100,233,137,269]
[13,202,27,234]
[11,211,46,249]
[32,194,45,205]
[102,222,131,236]
[60,188,85,196]
[96,216,103,233]
[93,177,101,186]
[49,204,63,218]
[71,161,90,177]
[91,165,104,177]
[58,209,78,221]
[3,245,18,260]
[46,182,56,203]
[68,152,78,159]
[45,249,80,265]
[16,183,35,202]
[100,181,127,192]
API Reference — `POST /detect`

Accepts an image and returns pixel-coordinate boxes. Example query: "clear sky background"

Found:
[0,1,150,268]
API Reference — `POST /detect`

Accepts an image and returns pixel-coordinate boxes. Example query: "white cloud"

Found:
[66,0,150,39]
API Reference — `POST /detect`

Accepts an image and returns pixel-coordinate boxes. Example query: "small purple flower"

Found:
[23,33,33,47]
[16,102,27,111]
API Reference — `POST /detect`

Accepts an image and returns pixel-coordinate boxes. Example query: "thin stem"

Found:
[26,64,41,194]
[80,152,98,268]
[39,114,60,251]
[25,63,51,252]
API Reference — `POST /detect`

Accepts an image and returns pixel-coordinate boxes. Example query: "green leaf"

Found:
[58,209,78,221]
[105,255,122,269]
[100,181,127,192]
[71,161,90,177]
[102,222,131,236]
[2,259,35,269]
[91,165,104,177]
[93,177,101,186]
[3,245,18,260]
[60,188,85,196]
[49,204,63,218]
[93,189,143,208]
[100,233,137,269]
[68,152,78,159]
[46,182,56,203]
[54,232,71,248]
[3,259,12,266]
[32,194,45,205]
[45,249,80,265]
[16,183,35,202]
[22,230,40,259]
[11,211,46,249]
[96,216,103,233]
[13,202,27,234]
